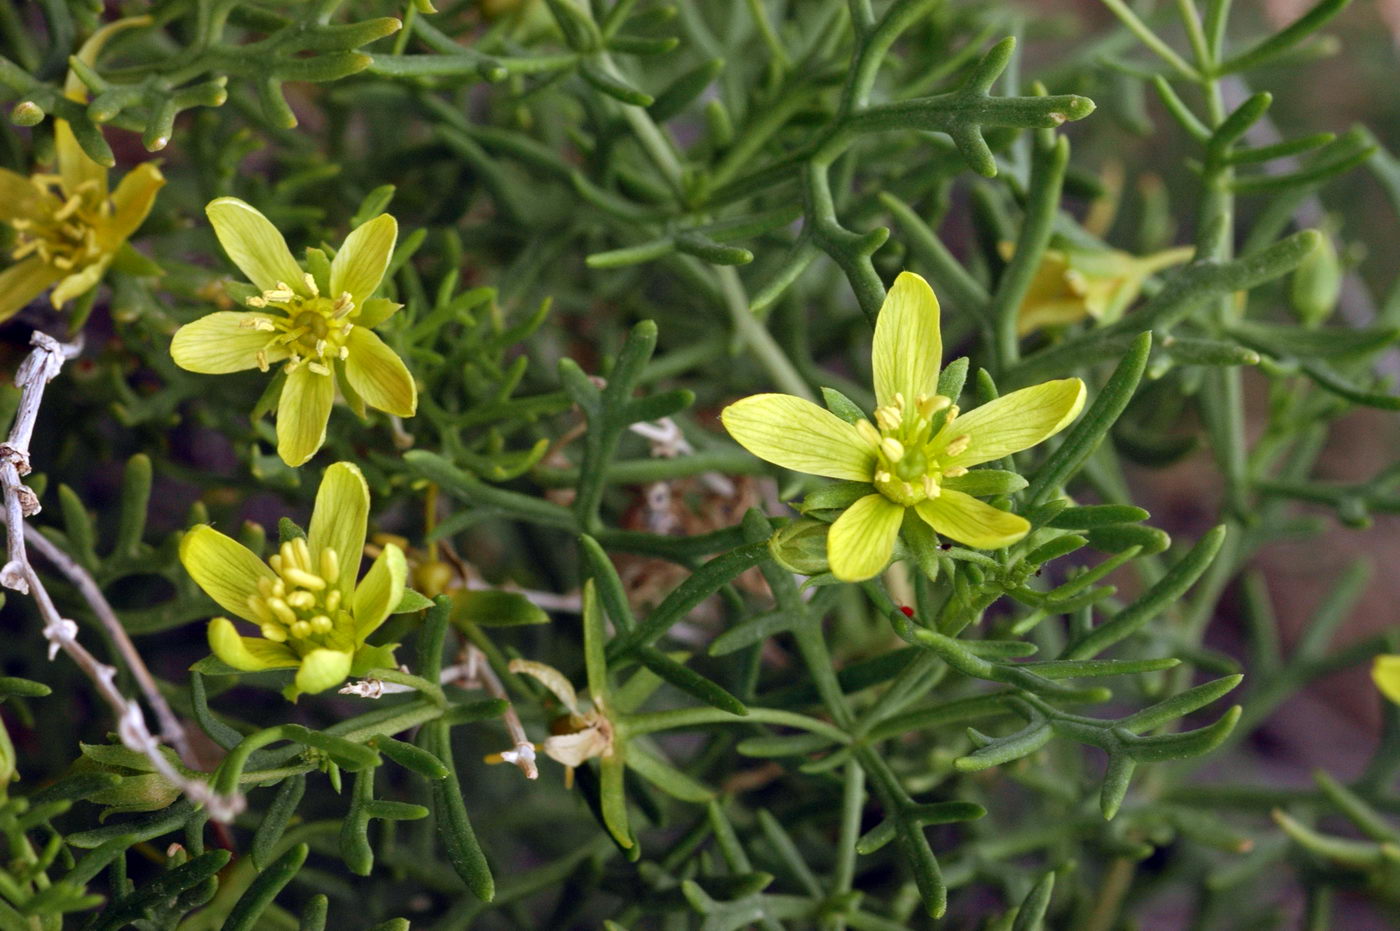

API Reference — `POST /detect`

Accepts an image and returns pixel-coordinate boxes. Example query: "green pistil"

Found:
[862,391,970,507]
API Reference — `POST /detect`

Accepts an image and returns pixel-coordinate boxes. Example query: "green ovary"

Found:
[245,277,356,373]
[860,391,970,508]
[245,537,352,656]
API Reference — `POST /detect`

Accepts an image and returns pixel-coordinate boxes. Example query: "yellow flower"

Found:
[179,461,407,698]
[0,126,163,323]
[722,271,1086,582]
[170,198,417,466]
[0,16,164,323]
[1008,241,1193,335]
[1373,655,1400,705]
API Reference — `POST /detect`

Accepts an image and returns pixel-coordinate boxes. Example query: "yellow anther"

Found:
[308,362,331,376]
[270,578,287,599]
[267,598,297,626]
[11,238,38,259]
[290,620,311,639]
[880,437,905,462]
[893,392,906,408]
[256,350,269,373]
[326,589,342,612]
[314,339,327,358]
[257,577,275,597]
[9,218,29,231]
[855,420,881,447]
[875,405,902,431]
[902,481,916,499]
[945,434,971,457]
[278,541,296,570]
[946,405,961,423]
[338,346,349,360]
[52,255,73,270]
[54,194,83,221]
[917,394,952,418]
[922,475,940,499]
[245,596,274,625]
[293,536,312,570]
[284,567,326,590]
[332,292,355,318]
[260,624,288,642]
[320,548,340,583]
[944,466,968,478]
[304,272,319,296]
[875,470,892,483]
[310,615,333,634]
[246,295,268,308]
[287,590,316,610]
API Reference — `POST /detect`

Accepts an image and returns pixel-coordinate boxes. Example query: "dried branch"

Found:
[0,331,241,821]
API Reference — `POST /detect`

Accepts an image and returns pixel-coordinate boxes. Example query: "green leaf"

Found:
[452,589,549,626]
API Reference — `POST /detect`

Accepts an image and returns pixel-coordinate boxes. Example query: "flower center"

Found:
[858,392,970,507]
[244,536,351,655]
[10,176,107,273]
[242,273,355,376]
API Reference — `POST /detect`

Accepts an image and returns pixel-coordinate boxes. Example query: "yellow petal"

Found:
[106,162,166,243]
[180,525,278,620]
[0,257,64,322]
[0,168,55,223]
[50,258,109,307]
[330,213,396,305]
[827,493,904,582]
[872,271,941,408]
[171,312,289,374]
[942,378,1086,470]
[344,327,416,417]
[915,489,1029,549]
[721,394,876,482]
[207,617,299,671]
[308,461,370,595]
[353,543,407,638]
[54,119,107,203]
[205,197,307,296]
[294,648,354,695]
[276,366,335,467]
[1373,655,1400,705]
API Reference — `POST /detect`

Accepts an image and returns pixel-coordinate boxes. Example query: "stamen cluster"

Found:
[245,537,346,652]
[856,391,970,507]
[10,176,105,272]
[243,273,356,375]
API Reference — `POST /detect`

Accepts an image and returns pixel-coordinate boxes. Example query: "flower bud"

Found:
[1290,232,1341,328]
[768,519,832,576]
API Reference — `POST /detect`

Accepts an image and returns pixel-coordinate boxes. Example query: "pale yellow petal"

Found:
[54,119,107,202]
[872,271,941,408]
[1373,655,1400,705]
[352,543,406,638]
[0,257,63,322]
[276,365,335,467]
[205,197,306,295]
[106,162,166,242]
[942,378,1086,469]
[207,617,299,671]
[171,312,288,374]
[915,489,1029,549]
[180,525,277,621]
[294,648,353,695]
[49,258,109,307]
[308,461,370,596]
[0,168,54,223]
[344,327,416,417]
[827,493,904,582]
[721,394,876,482]
[330,213,396,305]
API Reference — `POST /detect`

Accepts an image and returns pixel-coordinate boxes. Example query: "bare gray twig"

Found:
[0,331,242,820]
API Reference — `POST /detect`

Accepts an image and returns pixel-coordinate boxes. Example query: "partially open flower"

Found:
[1007,241,1194,335]
[180,461,406,698]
